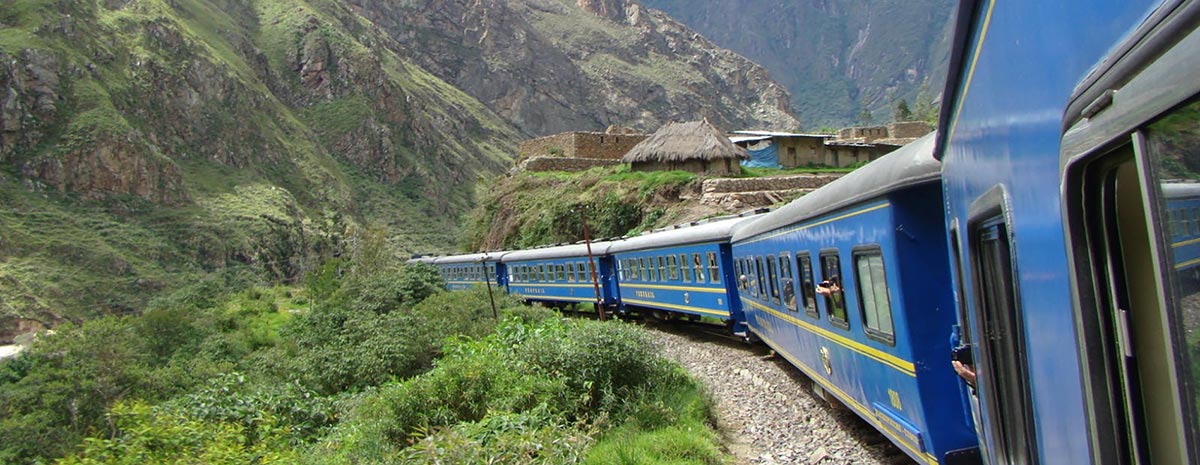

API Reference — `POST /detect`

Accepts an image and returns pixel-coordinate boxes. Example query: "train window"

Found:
[754,257,766,299]
[568,263,576,282]
[820,251,849,329]
[779,254,797,312]
[970,211,1037,465]
[555,265,564,281]
[766,257,780,304]
[707,252,720,283]
[693,253,706,283]
[658,256,667,282]
[854,248,894,344]
[734,259,745,289]
[745,257,756,296]
[677,254,690,282]
[797,253,818,317]
[638,257,647,281]
[668,255,680,281]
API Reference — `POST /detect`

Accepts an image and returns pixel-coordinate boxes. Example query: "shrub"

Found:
[54,401,301,465]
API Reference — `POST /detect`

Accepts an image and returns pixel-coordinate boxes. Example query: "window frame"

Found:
[853,245,895,345]
[779,253,797,312]
[797,253,819,318]
[820,249,849,330]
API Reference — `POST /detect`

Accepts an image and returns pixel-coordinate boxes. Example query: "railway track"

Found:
[645,321,915,465]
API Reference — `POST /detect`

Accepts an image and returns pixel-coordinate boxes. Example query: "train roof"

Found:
[499,241,616,262]
[1162,182,1200,199]
[429,252,510,265]
[608,213,765,253]
[732,132,940,243]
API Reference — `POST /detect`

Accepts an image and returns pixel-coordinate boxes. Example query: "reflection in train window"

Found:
[707,252,721,283]
[754,257,767,299]
[820,251,848,329]
[780,254,797,312]
[854,248,894,344]
[1146,100,1200,452]
[766,255,780,304]
[797,253,818,318]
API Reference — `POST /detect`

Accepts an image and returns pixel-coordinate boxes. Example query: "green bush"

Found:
[164,372,336,443]
[277,286,510,395]
[320,315,705,464]
[54,401,301,465]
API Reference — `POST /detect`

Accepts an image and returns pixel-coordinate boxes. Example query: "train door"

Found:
[1061,10,1200,463]
[964,193,1038,465]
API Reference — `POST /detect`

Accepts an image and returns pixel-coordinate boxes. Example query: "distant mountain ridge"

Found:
[347,0,801,136]
[640,0,956,128]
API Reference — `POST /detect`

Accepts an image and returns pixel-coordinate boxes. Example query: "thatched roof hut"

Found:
[621,119,749,174]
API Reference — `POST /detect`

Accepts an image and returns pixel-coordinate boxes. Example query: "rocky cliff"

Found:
[0,0,804,328]
[641,0,956,128]
[346,0,800,136]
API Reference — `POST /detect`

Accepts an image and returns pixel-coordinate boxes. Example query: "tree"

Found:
[894,99,913,122]
[857,108,874,126]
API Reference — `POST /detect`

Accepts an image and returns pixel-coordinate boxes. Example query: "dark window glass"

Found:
[780,255,797,312]
[754,257,766,299]
[798,254,818,317]
[820,252,848,328]
[707,252,721,283]
[766,256,780,304]
[693,253,706,283]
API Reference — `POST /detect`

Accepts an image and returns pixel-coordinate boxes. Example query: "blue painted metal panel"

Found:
[613,242,734,320]
[939,1,1162,463]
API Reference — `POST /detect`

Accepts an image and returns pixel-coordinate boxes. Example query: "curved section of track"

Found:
[647,324,915,465]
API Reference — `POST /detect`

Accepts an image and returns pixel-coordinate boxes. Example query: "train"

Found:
[413,0,1200,463]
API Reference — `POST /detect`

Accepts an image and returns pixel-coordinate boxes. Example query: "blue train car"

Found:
[732,133,979,464]
[432,253,505,291]
[608,213,762,333]
[499,242,618,309]
[1165,183,1200,281]
[939,0,1199,463]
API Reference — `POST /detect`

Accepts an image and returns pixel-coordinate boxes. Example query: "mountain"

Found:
[0,0,800,329]
[640,0,956,128]
[347,0,800,135]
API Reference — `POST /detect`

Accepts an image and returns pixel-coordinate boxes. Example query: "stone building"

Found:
[731,122,932,168]
[622,120,748,175]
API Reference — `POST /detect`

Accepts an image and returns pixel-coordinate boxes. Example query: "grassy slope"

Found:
[0,0,518,326]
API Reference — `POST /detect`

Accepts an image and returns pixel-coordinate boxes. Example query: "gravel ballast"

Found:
[648,325,916,465]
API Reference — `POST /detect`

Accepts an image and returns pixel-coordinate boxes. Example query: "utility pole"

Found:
[482,257,498,319]
[579,209,606,320]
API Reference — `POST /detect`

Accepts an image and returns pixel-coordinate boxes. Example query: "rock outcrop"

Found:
[346,0,800,137]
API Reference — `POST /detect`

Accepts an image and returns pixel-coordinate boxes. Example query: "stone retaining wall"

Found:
[519,156,622,172]
[701,174,842,193]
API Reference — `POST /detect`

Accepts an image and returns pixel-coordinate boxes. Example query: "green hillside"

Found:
[0,0,520,327]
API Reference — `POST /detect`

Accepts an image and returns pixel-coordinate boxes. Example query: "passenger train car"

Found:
[429,253,504,291]
[609,213,762,334]
[731,133,979,465]
[938,0,1200,463]
[499,241,618,309]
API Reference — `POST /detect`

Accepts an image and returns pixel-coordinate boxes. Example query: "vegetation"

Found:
[460,166,701,251]
[0,240,725,464]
